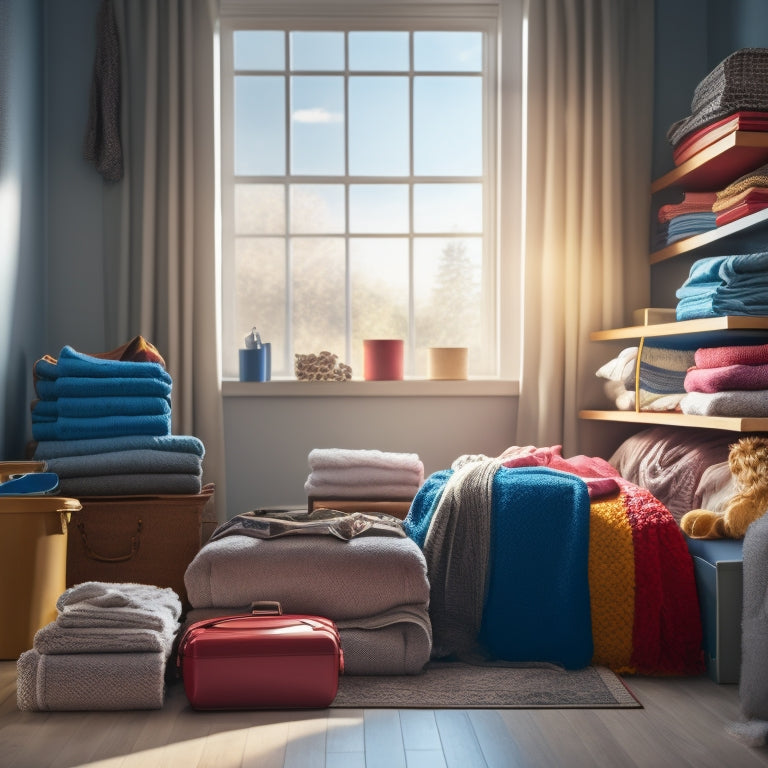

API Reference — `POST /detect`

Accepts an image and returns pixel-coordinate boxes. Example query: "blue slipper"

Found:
[0,472,60,495]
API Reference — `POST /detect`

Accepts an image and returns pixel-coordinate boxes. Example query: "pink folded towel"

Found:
[685,363,768,393]
[694,343,768,369]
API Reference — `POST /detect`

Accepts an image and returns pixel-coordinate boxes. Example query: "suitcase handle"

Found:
[76,519,142,562]
[251,601,282,616]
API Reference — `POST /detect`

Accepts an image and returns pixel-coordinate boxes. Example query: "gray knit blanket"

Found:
[668,48,768,147]
[422,455,502,658]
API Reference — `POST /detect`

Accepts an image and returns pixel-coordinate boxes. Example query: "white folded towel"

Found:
[55,581,182,635]
[57,581,182,619]
[307,466,424,487]
[308,448,424,476]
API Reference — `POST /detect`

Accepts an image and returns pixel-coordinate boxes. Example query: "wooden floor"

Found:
[2,662,768,768]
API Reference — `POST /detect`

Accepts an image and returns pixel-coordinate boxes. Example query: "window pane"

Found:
[350,185,409,233]
[413,76,482,176]
[235,237,286,373]
[234,31,284,70]
[292,238,346,356]
[414,31,482,72]
[350,238,409,375]
[235,76,285,175]
[414,184,482,233]
[290,31,344,71]
[349,76,409,176]
[235,184,285,235]
[290,184,345,234]
[413,237,483,374]
[291,76,345,175]
[349,32,409,71]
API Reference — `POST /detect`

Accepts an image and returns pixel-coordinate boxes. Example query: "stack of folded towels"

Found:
[682,341,768,418]
[17,581,182,711]
[304,448,425,501]
[713,163,768,227]
[30,336,205,495]
[595,346,694,413]
[654,192,717,249]
[675,252,768,321]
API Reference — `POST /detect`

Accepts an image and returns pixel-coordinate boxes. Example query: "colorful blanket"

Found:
[404,449,704,676]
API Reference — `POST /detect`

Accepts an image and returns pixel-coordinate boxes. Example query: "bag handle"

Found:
[76,519,142,562]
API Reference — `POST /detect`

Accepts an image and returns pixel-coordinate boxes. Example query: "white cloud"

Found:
[293,107,344,124]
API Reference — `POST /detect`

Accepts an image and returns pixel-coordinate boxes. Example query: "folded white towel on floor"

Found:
[16,648,168,711]
[33,621,178,655]
[55,581,182,634]
[57,581,182,618]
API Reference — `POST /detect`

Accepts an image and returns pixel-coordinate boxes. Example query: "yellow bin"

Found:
[0,495,82,659]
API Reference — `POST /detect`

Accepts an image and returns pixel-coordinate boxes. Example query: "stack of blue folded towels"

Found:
[30,337,205,496]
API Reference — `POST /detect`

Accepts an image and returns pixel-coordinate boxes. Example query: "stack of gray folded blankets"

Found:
[17,581,182,711]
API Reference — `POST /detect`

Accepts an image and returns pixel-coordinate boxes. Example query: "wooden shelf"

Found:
[589,315,768,342]
[651,131,768,193]
[650,207,768,264]
[580,409,768,432]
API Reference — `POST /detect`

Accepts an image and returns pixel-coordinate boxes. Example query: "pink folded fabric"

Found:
[694,343,768,368]
[499,445,620,499]
[685,362,768,393]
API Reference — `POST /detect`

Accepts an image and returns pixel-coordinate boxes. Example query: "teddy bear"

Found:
[681,435,768,539]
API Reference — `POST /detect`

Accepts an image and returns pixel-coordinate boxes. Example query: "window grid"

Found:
[222,21,498,379]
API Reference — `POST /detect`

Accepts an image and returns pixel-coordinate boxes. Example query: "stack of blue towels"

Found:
[676,252,768,320]
[30,338,205,496]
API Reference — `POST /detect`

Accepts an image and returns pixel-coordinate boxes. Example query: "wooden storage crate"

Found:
[66,484,214,609]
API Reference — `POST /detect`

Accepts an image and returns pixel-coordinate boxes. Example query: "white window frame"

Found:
[218,0,524,385]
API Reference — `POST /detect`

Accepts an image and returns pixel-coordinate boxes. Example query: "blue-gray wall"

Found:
[0,0,46,461]
[3,0,768,510]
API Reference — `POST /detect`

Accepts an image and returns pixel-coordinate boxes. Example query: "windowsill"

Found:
[222,378,519,397]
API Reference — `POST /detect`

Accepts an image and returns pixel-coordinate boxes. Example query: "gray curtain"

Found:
[103,0,225,521]
[516,0,654,456]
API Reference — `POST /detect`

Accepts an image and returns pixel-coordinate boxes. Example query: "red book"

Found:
[673,111,768,166]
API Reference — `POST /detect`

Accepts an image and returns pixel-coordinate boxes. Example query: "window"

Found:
[219,3,518,381]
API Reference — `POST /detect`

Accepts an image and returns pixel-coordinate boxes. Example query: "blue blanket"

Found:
[35,377,172,400]
[31,396,171,421]
[31,413,171,442]
[404,464,592,669]
[35,345,172,383]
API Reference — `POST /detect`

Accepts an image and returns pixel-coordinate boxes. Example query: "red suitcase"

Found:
[177,602,344,710]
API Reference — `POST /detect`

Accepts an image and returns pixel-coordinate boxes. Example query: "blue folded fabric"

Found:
[676,253,768,320]
[31,396,171,421]
[402,469,453,548]
[665,212,717,244]
[32,434,205,460]
[31,413,172,442]
[44,450,202,479]
[638,362,688,394]
[35,345,172,383]
[35,376,172,400]
[57,473,202,496]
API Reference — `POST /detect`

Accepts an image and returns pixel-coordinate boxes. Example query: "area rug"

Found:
[331,662,641,709]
